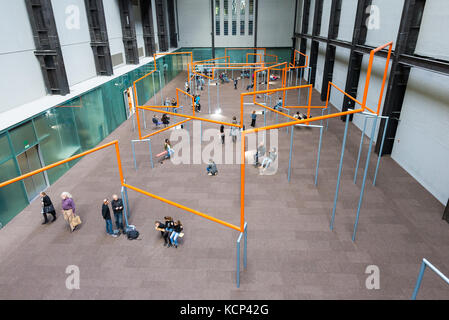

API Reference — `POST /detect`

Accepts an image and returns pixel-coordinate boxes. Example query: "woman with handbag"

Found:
[61,192,81,232]
[40,192,56,224]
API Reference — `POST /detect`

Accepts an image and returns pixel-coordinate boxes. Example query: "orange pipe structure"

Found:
[0,43,393,236]
[124,183,241,232]
[0,140,125,189]
[141,118,192,140]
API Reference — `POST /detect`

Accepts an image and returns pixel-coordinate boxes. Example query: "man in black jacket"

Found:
[111,194,124,233]
[102,199,117,237]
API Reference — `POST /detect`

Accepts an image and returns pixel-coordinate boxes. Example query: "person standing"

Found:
[220,124,225,144]
[61,192,80,232]
[185,81,190,93]
[250,111,257,128]
[230,116,239,143]
[111,194,124,233]
[234,78,238,90]
[40,192,56,224]
[102,199,117,237]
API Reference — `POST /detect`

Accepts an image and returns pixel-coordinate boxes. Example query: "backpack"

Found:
[127,229,140,240]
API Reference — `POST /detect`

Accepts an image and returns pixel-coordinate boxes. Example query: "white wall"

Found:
[177,0,211,47]
[314,42,326,93]
[0,0,47,113]
[104,0,126,67]
[328,47,350,110]
[133,2,145,56]
[365,0,403,50]
[51,0,97,86]
[414,0,449,60]
[337,0,357,42]
[257,0,295,47]
[177,0,295,48]
[319,0,332,38]
[392,68,449,205]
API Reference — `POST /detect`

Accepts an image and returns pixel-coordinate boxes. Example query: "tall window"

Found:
[215,0,220,35]
[232,0,237,35]
[248,0,254,35]
[224,0,229,35]
[240,0,246,35]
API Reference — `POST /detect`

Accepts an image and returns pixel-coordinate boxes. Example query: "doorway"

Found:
[17,145,48,201]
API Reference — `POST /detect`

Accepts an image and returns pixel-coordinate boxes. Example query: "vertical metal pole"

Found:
[354,116,368,184]
[411,261,427,300]
[124,184,130,219]
[159,71,163,105]
[315,126,323,186]
[330,114,350,231]
[373,117,389,186]
[208,79,211,114]
[236,238,241,288]
[143,110,147,129]
[217,81,220,109]
[132,141,137,171]
[132,111,136,132]
[298,68,303,105]
[152,73,156,104]
[243,222,247,269]
[352,117,378,242]
[148,139,154,169]
[121,187,129,228]
[288,124,294,182]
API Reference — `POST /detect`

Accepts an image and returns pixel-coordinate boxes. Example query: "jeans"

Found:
[105,219,113,234]
[114,212,124,231]
[262,158,272,168]
[170,232,180,246]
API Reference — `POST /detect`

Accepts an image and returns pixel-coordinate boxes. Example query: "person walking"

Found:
[61,192,80,232]
[40,192,56,224]
[250,111,257,128]
[102,199,117,237]
[234,78,238,90]
[111,194,124,233]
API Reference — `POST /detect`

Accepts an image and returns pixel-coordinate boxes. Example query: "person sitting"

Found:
[274,98,283,111]
[206,159,218,176]
[270,74,279,81]
[155,221,171,246]
[261,148,277,171]
[246,82,254,91]
[254,142,266,167]
[161,114,170,127]
[152,115,161,128]
[169,220,183,248]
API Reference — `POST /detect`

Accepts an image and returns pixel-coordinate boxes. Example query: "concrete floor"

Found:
[0,70,448,300]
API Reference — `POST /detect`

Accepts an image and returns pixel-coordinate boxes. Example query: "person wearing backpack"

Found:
[102,199,117,237]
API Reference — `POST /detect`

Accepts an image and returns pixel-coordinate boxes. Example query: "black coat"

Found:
[111,199,123,214]
[102,204,111,220]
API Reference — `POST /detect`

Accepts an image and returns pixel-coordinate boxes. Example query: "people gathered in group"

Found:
[155,217,183,248]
